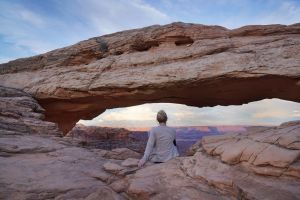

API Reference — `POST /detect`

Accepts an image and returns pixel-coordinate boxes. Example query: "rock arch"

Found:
[0,22,300,133]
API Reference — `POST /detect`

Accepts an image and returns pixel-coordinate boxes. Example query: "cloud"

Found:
[150,0,300,29]
[0,0,171,63]
[215,0,300,28]
[0,56,14,64]
[73,0,171,34]
[18,7,45,27]
[253,110,289,119]
[257,1,300,25]
[78,98,300,127]
[102,105,156,121]
[0,1,58,61]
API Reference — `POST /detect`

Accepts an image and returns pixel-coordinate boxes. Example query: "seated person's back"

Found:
[138,110,179,167]
[148,125,178,162]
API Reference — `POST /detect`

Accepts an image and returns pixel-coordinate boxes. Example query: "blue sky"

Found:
[1,0,300,63]
[1,0,299,126]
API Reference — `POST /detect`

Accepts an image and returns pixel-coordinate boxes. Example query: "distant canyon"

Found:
[68,124,266,155]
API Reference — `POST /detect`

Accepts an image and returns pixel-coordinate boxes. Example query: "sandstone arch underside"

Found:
[0,22,300,133]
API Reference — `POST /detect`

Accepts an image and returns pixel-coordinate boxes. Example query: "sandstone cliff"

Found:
[68,124,131,141]
[67,124,145,153]
[0,22,299,133]
[0,86,61,137]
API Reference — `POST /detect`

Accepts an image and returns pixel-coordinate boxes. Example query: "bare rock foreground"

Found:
[1,86,300,200]
[0,22,300,199]
[0,22,299,133]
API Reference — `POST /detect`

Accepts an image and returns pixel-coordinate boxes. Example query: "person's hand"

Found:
[138,159,146,168]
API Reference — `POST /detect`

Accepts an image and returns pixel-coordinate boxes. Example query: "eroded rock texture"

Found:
[67,124,146,153]
[0,87,299,199]
[0,87,133,199]
[0,134,134,199]
[0,86,61,137]
[102,121,300,200]
[1,22,300,133]
[199,121,300,177]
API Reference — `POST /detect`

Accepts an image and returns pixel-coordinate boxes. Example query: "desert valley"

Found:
[68,124,254,155]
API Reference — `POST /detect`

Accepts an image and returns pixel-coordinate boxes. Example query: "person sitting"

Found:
[138,110,179,168]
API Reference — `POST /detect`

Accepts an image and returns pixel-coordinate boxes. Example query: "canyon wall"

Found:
[67,124,146,153]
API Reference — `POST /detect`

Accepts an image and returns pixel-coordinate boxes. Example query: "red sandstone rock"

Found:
[0,22,299,133]
[103,148,141,160]
[2,74,299,199]
[200,121,300,178]
[67,124,131,140]
[0,86,61,136]
[121,158,139,167]
[1,95,300,200]
[103,162,125,175]
[66,124,145,153]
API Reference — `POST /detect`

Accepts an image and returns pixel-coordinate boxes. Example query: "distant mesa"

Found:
[68,124,254,155]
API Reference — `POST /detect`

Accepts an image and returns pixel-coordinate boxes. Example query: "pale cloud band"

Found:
[78,98,300,128]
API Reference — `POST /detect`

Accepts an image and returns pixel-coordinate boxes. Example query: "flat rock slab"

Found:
[121,158,139,167]
[201,121,300,178]
[103,148,141,160]
[103,162,125,174]
[0,135,125,200]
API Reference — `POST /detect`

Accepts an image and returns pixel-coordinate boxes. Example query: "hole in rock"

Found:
[174,36,194,46]
[69,98,300,155]
[114,50,123,55]
[131,41,160,52]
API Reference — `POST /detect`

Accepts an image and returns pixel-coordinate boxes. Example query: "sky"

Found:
[1,0,300,127]
[1,0,300,63]
[78,99,300,128]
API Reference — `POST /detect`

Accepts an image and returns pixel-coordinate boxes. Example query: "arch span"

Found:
[0,22,299,133]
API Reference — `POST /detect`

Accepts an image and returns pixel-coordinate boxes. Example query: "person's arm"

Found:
[138,129,155,167]
[173,128,178,147]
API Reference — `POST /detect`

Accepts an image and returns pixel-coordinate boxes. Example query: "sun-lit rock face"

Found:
[199,121,300,177]
[1,22,300,133]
